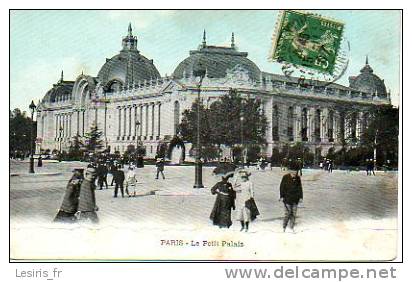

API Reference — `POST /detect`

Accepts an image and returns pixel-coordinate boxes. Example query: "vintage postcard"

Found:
[10,10,401,261]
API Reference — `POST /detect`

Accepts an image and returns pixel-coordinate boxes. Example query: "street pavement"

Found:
[10,159,399,261]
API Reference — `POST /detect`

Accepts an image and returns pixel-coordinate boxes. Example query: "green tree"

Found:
[84,124,104,153]
[361,105,399,167]
[179,90,268,160]
[68,134,84,160]
[10,108,36,157]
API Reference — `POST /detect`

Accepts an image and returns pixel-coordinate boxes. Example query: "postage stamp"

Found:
[9,10,400,262]
[270,10,345,76]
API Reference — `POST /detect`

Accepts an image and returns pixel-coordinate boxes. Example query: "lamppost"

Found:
[59,126,64,154]
[29,100,36,173]
[135,121,141,157]
[240,115,245,168]
[193,70,206,188]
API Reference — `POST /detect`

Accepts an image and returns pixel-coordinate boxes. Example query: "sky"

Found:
[10,10,401,113]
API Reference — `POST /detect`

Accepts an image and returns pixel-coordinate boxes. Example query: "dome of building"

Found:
[173,32,261,81]
[42,71,75,103]
[97,24,160,91]
[349,56,387,98]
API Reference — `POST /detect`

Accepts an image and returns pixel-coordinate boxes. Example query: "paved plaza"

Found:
[10,159,399,261]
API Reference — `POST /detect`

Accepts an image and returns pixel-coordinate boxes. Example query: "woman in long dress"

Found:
[233,170,259,232]
[125,165,137,197]
[209,176,236,228]
[53,169,84,223]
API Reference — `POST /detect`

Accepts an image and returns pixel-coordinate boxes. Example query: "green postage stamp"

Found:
[270,10,344,75]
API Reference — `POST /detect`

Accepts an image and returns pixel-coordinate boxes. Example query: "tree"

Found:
[68,134,84,160]
[179,90,268,161]
[10,108,36,157]
[208,90,267,148]
[84,124,104,153]
[361,105,399,167]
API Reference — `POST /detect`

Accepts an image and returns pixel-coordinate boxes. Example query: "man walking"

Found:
[279,162,303,232]
[114,164,125,198]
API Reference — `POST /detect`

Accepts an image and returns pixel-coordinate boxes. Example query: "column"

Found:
[82,111,85,136]
[157,103,161,137]
[133,105,137,138]
[62,114,66,138]
[128,106,132,138]
[294,105,302,142]
[69,113,72,138]
[308,107,316,142]
[322,109,326,141]
[123,106,127,138]
[55,114,58,139]
[139,105,143,137]
[356,112,363,140]
[333,111,340,142]
[151,103,155,138]
[145,104,149,138]
[77,111,80,135]
[66,114,69,139]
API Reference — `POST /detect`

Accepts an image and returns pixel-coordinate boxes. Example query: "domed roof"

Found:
[349,57,387,98]
[173,32,261,81]
[42,71,74,103]
[97,24,160,89]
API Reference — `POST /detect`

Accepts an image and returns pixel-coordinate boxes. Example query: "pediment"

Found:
[160,80,185,93]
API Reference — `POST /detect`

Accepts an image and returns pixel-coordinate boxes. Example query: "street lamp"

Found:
[29,100,36,173]
[193,70,206,188]
[59,126,64,154]
[240,115,245,168]
[135,121,141,159]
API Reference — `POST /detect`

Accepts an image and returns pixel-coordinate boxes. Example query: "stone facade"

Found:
[35,25,391,159]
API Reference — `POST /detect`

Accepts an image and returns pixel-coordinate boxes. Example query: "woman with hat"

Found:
[53,168,84,223]
[125,165,138,197]
[233,169,259,232]
[209,174,236,228]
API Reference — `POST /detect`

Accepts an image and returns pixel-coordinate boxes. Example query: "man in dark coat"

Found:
[54,169,84,223]
[210,176,236,228]
[97,163,109,190]
[279,162,303,232]
[76,167,99,223]
[37,156,43,167]
[114,164,125,198]
[296,158,303,176]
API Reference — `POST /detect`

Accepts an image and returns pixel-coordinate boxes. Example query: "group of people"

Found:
[54,154,168,223]
[54,167,99,223]
[210,161,303,233]
[319,158,333,173]
[365,159,376,175]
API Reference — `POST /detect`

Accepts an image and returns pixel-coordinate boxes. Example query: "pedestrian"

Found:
[114,164,125,198]
[155,157,166,179]
[369,159,376,176]
[279,162,303,232]
[110,162,117,186]
[209,175,236,228]
[296,158,303,176]
[37,155,43,167]
[328,160,333,173]
[53,168,84,223]
[76,167,99,223]
[281,158,287,171]
[97,162,109,190]
[233,169,259,232]
[125,165,138,197]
